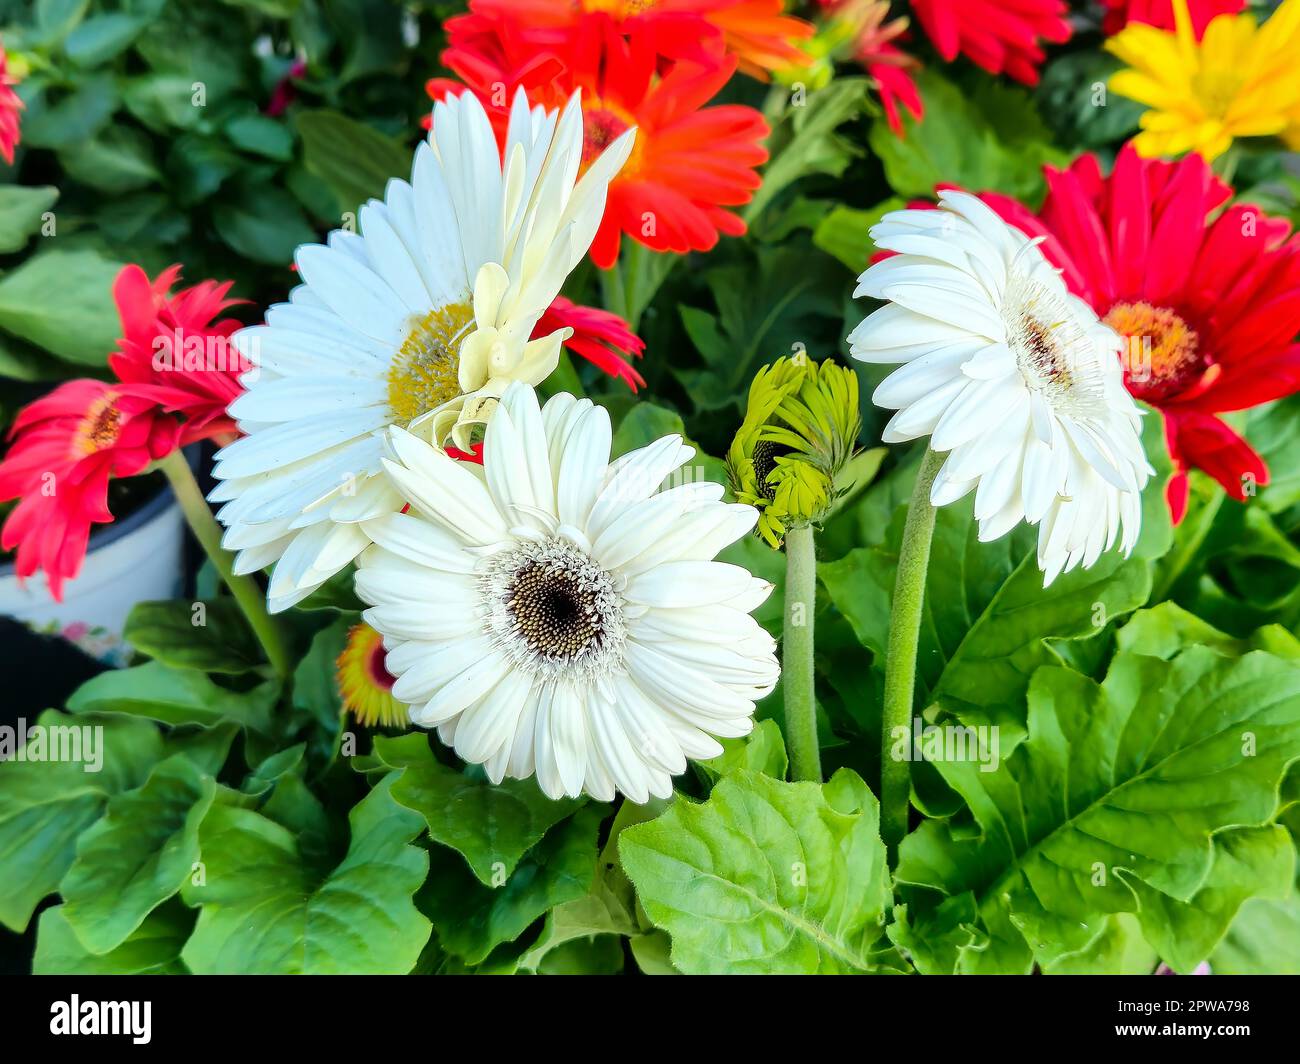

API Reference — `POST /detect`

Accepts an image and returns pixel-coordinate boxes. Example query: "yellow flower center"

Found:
[583,0,659,18]
[1189,66,1246,120]
[73,393,124,456]
[386,301,475,425]
[1104,300,1202,401]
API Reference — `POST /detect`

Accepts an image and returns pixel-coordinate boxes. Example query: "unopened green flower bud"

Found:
[726,353,862,548]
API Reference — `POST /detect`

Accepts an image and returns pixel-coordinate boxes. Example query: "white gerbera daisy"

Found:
[355,381,779,802]
[210,88,634,611]
[849,190,1152,584]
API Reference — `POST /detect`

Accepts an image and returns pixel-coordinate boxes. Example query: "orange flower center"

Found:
[73,393,124,456]
[1104,300,1202,401]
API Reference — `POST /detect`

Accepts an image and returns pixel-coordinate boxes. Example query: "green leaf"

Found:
[59,125,160,192]
[34,901,192,975]
[213,184,316,265]
[1132,826,1295,973]
[745,79,868,224]
[373,733,584,885]
[1212,886,1300,974]
[20,74,117,148]
[812,199,903,273]
[224,112,295,161]
[1116,600,1300,663]
[0,248,125,365]
[59,755,217,954]
[122,74,202,133]
[181,776,430,974]
[1247,395,1300,514]
[67,661,278,732]
[699,718,788,783]
[1036,50,1143,149]
[1039,913,1158,975]
[894,645,1300,973]
[820,494,1153,731]
[869,70,1063,201]
[32,0,90,47]
[166,134,241,206]
[620,768,890,973]
[673,244,845,413]
[296,109,410,217]
[419,803,605,964]
[0,186,58,254]
[0,712,163,932]
[63,12,150,66]
[125,599,265,674]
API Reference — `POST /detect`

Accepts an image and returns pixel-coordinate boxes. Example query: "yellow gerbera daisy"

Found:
[335,623,408,729]
[1106,0,1300,161]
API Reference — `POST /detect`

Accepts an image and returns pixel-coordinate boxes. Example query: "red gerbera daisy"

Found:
[465,0,813,79]
[535,296,646,389]
[910,0,1071,85]
[1100,0,1245,37]
[1,39,23,166]
[0,381,181,598]
[109,265,249,446]
[968,145,1300,521]
[432,14,769,268]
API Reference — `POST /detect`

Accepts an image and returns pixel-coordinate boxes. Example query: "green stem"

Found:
[880,448,945,859]
[158,450,293,679]
[783,523,821,783]
[1151,486,1222,603]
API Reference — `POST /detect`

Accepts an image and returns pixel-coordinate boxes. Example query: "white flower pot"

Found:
[0,486,186,666]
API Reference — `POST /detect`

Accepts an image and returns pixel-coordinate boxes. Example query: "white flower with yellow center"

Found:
[355,381,779,802]
[210,89,634,611]
[849,190,1152,584]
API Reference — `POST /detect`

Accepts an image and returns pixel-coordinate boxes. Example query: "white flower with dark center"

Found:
[355,381,779,802]
[209,88,634,611]
[849,190,1152,584]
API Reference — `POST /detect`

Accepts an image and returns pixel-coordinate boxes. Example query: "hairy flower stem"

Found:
[783,523,821,783]
[159,449,293,679]
[881,447,945,861]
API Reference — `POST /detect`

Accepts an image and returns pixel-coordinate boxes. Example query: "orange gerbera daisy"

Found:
[469,0,812,79]
[336,623,408,729]
[433,13,769,267]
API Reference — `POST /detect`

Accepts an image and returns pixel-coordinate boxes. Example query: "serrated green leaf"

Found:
[373,733,584,885]
[34,901,192,975]
[181,776,430,973]
[1212,886,1300,974]
[620,768,889,973]
[0,712,163,932]
[699,718,788,783]
[870,70,1064,201]
[419,803,605,965]
[820,494,1152,732]
[59,755,217,954]
[895,646,1300,973]
[1133,826,1295,973]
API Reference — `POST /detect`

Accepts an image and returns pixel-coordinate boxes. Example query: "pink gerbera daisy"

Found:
[0,382,181,598]
[108,265,249,445]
